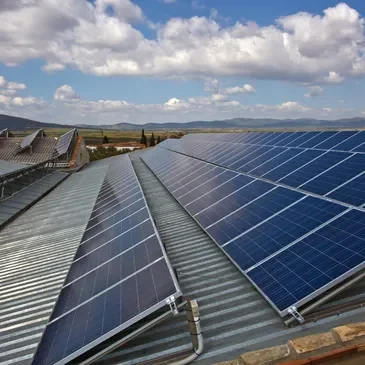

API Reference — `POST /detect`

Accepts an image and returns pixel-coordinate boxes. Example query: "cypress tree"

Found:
[150,133,156,147]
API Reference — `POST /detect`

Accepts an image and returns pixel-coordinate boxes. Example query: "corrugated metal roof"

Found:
[0,160,28,178]
[0,171,69,227]
[0,166,108,365]
[93,151,365,365]
[0,138,57,164]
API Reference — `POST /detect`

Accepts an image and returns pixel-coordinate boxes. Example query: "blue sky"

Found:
[0,0,365,125]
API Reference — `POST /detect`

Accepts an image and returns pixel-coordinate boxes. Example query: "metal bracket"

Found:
[288,306,305,324]
[166,295,179,316]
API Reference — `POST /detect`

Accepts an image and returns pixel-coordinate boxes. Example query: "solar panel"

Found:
[33,155,181,365]
[314,131,358,150]
[301,154,365,196]
[279,151,349,187]
[224,197,347,271]
[143,132,365,321]
[206,187,304,245]
[247,209,365,315]
[327,173,365,206]
[335,131,365,151]
[18,129,44,152]
[297,131,338,148]
[0,128,13,138]
[284,131,320,147]
[55,128,77,157]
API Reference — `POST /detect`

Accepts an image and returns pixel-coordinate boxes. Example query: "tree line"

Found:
[140,129,161,147]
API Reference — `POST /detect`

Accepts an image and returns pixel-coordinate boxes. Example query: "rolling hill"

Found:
[2,113,365,131]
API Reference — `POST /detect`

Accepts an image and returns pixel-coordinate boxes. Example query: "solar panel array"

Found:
[18,129,44,152]
[141,131,365,318]
[162,131,365,207]
[33,155,181,365]
[54,128,77,157]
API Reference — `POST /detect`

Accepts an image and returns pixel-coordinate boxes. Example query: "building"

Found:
[2,130,365,365]
[0,128,89,168]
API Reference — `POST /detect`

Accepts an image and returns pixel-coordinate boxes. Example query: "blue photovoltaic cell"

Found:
[263,132,289,146]
[91,186,141,219]
[195,179,273,228]
[206,187,303,245]
[284,132,320,147]
[263,150,324,181]
[223,196,347,271]
[83,202,147,242]
[217,145,256,166]
[238,147,285,173]
[334,132,365,151]
[298,131,338,148]
[53,236,163,319]
[352,141,365,153]
[228,146,273,170]
[173,167,223,197]
[279,151,348,187]
[328,173,365,206]
[211,144,242,164]
[247,209,365,314]
[249,148,302,176]
[168,164,216,192]
[88,193,144,227]
[314,131,357,150]
[277,132,306,146]
[185,174,253,216]
[178,170,237,206]
[66,235,161,284]
[33,259,176,365]
[76,219,155,259]
[300,154,365,196]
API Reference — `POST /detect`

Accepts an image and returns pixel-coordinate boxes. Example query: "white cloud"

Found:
[7,81,26,90]
[42,63,65,73]
[12,96,44,107]
[224,84,256,94]
[54,85,80,102]
[277,101,310,113]
[95,0,144,22]
[0,95,11,106]
[0,75,27,97]
[0,89,17,96]
[164,97,188,110]
[304,85,323,97]
[324,71,345,84]
[211,93,229,102]
[0,2,363,84]
[338,99,345,103]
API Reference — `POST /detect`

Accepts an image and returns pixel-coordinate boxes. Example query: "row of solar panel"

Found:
[33,155,180,365]
[160,137,365,207]
[183,130,365,152]
[142,148,365,317]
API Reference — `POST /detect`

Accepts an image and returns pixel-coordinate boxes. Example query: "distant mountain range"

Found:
[2,114,365,131]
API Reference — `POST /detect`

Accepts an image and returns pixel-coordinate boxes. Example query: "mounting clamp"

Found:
[288,306,305,324]
[166,295,179,316]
